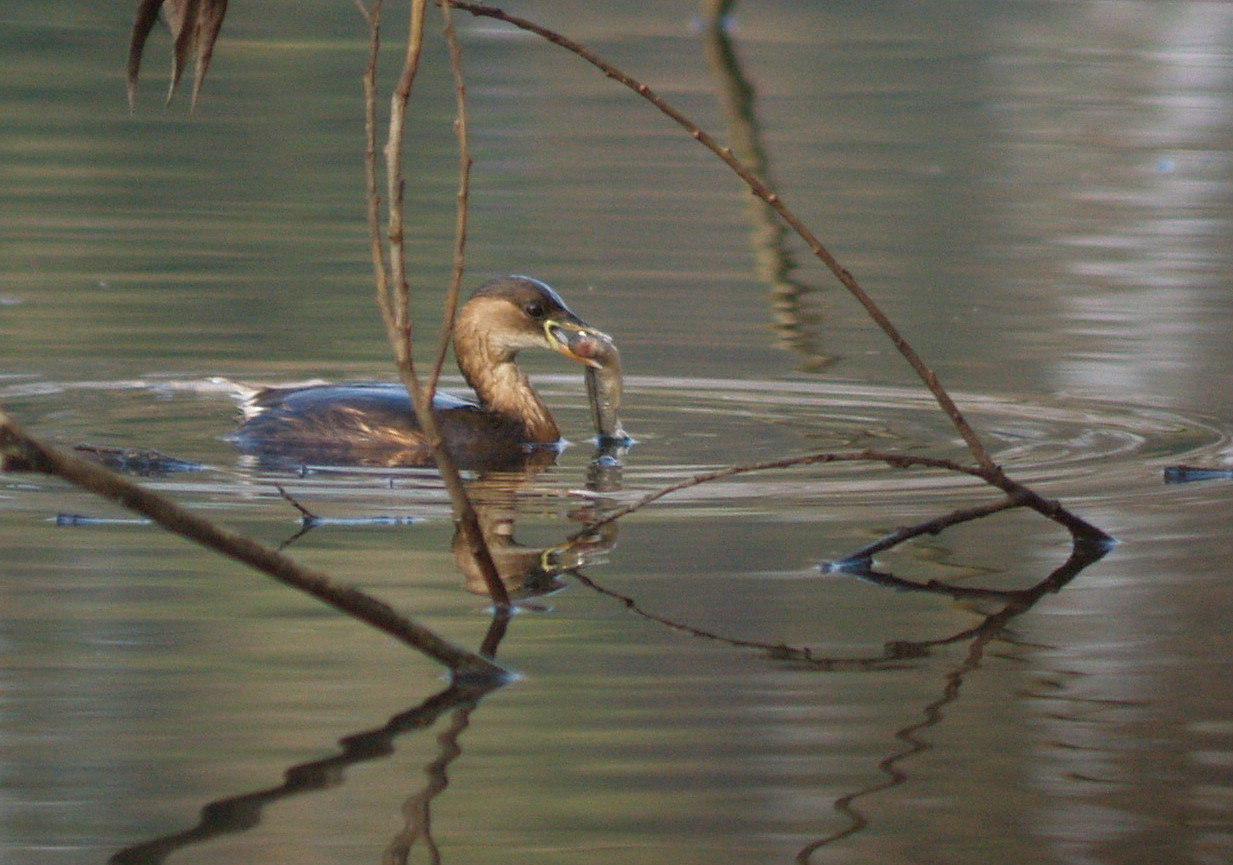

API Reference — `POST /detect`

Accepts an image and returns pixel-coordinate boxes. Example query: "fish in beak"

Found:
[544,318,616,369]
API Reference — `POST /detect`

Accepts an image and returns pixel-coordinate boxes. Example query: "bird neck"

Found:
[455,337,561,443]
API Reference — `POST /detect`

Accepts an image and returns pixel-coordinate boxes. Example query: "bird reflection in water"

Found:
[453,446,626,600]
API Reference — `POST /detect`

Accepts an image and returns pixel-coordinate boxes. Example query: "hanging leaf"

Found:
[127,0,230,111]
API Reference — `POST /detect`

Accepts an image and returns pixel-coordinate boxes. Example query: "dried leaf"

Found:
[126,0,165,110]
[189,0,228,108]
[126,0,230,111]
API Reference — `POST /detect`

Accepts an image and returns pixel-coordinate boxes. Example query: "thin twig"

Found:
[359,0,392,323]
[383,0,428,357]
[825,494,1026,568]
[581,449,1111,545]
[362,0,510,609]
[571,492,1109,675]
[273,482,318,522]
[584,451,979,533]
[430,0,473,395]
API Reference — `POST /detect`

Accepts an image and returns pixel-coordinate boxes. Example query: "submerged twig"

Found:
[572,494,1109,671]
[1164,464,1233,483]
[0,409,505,680]
[583,449,1110,545]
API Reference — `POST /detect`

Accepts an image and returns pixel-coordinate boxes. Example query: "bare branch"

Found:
[571,487,1110,671]
[0,409,505,680]
[825,494,1026,569]
[579,448,1111,547]
[362,0,510,609]
[430,0,474,395]
[360,0,391,318]
[382,0,429,360]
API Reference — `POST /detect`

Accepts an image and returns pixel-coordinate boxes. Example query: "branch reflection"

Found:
[796,536,1109,861]
[571,492,1108,860]
[108,626,506,865]
[453,441,625,600]
[109,442,627,864]
[699,9,836,371]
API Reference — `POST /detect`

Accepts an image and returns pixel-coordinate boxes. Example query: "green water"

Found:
[3,2,1233,864]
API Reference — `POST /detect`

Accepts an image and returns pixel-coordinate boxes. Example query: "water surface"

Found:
[3,3,1233,864]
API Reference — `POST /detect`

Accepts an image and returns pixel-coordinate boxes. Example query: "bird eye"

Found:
[523,301,545,319]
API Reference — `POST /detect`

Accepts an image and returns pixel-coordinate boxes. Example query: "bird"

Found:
[232,275,620,469]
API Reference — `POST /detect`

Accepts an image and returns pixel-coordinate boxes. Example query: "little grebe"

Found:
[233,276,620,468]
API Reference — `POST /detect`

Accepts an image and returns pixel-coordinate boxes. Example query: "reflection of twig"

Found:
[0,409,504,679]
[699,0,737,17]
[110,614,511,865]
[566,453,1106,862]
[825,494,1025,570]
[572,502,1109,671]
[566,446,1109,667]
[569,492,1108,861]
[384,607,510,865]
[449,0,995,471]
[383,706,472,865]
[795,547,1106,862]
[570,568,912,670]
[109,674,502,865]
[699,10,834,371]
[797,631,992,862]
[858,532,1109,612]
[384,615,506,865]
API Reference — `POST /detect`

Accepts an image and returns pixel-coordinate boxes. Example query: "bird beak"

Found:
[544,318,616,370]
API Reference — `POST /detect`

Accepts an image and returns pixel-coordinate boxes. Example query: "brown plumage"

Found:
[232,276,615,469]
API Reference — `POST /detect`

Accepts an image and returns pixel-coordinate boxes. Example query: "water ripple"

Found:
[2,376,1229,515]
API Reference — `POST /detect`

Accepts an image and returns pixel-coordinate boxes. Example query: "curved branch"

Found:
[447,0,995,470]
[571,484,1110,671]
[583,449,1110,545]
